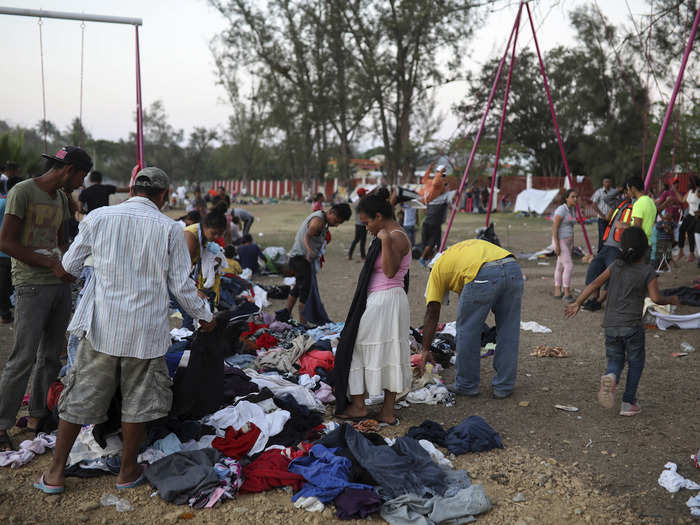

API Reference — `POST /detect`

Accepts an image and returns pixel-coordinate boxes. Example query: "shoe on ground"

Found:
[562,295,575,303]
[418,258,427,269]
[446,383,479,397]
[619,401,641,416]
[597,373,616,409]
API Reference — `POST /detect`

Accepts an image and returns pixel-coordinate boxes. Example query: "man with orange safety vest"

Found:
[581,185,634,311]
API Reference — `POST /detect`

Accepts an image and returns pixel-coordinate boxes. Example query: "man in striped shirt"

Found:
[35,167,215,494]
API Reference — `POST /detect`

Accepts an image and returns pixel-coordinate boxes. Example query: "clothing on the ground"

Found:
[380,485,491,525]
[348,287,411,397]
[255,333,313,374]
[554,236,574,288]
[212,423,261,459]
[330,238,382,414]
[603,260,656,328]
[298,350,335,377]
[240,448,304,493]
[0,283,71,430]
[425,239,512,304]
[289,211,328,260]
[145,448,222,505]
[631,195,657,241]
[0,432,55,468]
[444,416,503,455]
[453,259,523,396]
[661,286,700,307]
[237,243,265,273]
[288,444,374,503]
[266,393,324,448]
[5,179,70,286]
[58,337,172,425]
[334,487,382,519]
[79,183,117,214]
[553,203,576,239]
[604,325,645,404]
[62,197,212,359]
[406,420,447,447]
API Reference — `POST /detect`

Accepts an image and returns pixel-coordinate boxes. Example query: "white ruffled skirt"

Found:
[348,287,412,397]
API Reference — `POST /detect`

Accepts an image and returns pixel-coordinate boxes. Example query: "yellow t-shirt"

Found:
[630,195,657,242]
[184,223,202,263]
[425,239,512,304]
[222,257,242,276]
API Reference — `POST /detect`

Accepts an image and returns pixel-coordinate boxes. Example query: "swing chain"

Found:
[79,21,86,146]
[38,18,48,153]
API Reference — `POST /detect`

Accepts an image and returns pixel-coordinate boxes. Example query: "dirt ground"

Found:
[0,201,699,525]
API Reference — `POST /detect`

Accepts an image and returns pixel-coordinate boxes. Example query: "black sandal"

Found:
[0,432,15,452]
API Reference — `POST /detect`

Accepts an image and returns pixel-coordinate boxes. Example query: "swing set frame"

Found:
[439,1,700,254]
[0,6,146,174]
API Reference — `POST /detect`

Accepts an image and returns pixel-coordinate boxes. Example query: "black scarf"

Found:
[330,237,382,414]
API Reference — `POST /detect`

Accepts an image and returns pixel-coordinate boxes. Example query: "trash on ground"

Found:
[530,345,567,358]
[553,404,579,412]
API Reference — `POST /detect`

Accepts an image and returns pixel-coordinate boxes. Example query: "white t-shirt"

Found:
[687,189,700,216]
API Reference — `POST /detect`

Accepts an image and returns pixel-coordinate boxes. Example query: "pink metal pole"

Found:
[485,10,521,228]
[526,3,593,255]
[643,6,700,192]
[438,2,523,252]
[132,24,145,185]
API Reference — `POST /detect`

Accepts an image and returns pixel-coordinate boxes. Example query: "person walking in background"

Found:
[591,176,619,252]
[0,146,92,451]
[212,186,231,209]
[552,189,577,302]
[0,176,23,324]
[78,171,130,214]
[35,167,214,494]
[566,227,679,416]
[348,188,368,260]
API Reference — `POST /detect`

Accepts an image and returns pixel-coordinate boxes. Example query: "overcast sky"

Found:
[0,0,650,146]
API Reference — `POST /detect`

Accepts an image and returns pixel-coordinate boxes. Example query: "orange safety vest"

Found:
[602,199,633,243]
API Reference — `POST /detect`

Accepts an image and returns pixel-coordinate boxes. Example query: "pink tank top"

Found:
[368,230,412,293]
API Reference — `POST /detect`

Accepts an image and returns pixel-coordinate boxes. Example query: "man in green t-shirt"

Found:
[0,146,92,451]
[626,176,657,243]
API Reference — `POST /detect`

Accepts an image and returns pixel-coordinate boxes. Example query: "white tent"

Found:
[513,188,560,215]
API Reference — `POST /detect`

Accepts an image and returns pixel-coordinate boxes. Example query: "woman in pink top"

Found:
[312,193,324,211]
[339,191,412,425]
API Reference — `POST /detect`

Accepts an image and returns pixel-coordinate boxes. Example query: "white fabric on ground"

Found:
[418,439,453,468]
[687,493,700,516]
[348,288,412,397]
[170,327,193,341]
[649,311,700,330]
[658,462,700,493]
[520,321,552,333]
[406,384,451,405]
[68,426,122,467]
[245,370,325,412]
[203,400,290,455]
[0,432,55,468]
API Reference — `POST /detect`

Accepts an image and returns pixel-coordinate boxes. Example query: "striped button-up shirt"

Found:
[63,196,213,359]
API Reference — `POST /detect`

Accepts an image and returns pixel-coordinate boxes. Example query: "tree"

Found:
[137,100,185,180]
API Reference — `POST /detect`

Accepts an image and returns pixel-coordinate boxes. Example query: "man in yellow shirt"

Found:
[422,239,523,398]
[627,176,657,243]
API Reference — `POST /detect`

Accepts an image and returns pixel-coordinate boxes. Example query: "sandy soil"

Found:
[0,201,698,524]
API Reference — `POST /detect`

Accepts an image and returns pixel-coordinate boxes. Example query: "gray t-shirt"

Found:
[603,260,656,328]
[289,210,328,260]
[554,204,575,239]
[233,208,253,221]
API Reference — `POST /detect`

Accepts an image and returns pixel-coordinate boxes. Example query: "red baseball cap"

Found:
[357,188,367,197]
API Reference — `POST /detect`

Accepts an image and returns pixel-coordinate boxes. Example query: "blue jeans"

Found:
[61,266,94,377]
[604,325,645,404]
[455,259,523,396]
[597,218,607,252]
[404,225,415,246]
[585,245,620,286]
